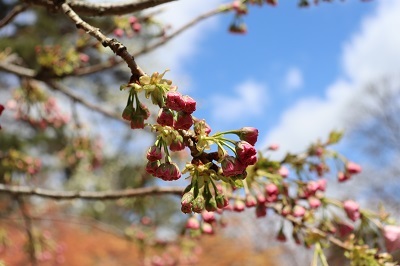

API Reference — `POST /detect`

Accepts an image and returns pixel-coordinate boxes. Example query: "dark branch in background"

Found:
[46,80,125,123]
[0,184,184,200]
[60,2,145,81]
[0,3,29,28]
[28,0,175,17]
[16,197,38,266]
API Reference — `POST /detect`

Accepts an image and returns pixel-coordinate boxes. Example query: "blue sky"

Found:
[144,0,400,159]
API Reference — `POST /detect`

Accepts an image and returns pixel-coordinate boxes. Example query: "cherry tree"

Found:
[0,0,399,265]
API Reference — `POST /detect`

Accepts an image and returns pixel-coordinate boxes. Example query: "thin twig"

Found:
[0,58,35,78]
[16,197,38,266]
[0,184,184,200]
[0,3,29,29]
[46,80,125,123]
[60,2,145,81]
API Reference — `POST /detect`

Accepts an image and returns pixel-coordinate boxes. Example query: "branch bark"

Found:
[0,3,29,29]
[0,184,184,200]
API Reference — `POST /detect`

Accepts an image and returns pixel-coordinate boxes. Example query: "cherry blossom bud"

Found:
[79,53,89,63]
[157,108,174,127]
[292,205,306,218]
[307,181,319,195]
[255,204,267,218]
[0,104,5,116]
[201,210,215,223]
[181,191,194,214]
[308,197,321,209]
[221,156,246,177]
[132,23,141,33]
[268,143,279,151]
[122,105,134,121]
[278,166,289,178]
[155,162,181,181]
[338,171,351,182]
[237,127,259,146]
[145,160,160,175]
[205,196,218,212]
[346,162,362,175]
[182,95,196,114]
[276,229,287,242]
[202,223,214,234]
[245,194,257,207]
[113,28,124,37]
[233,200,245,212]
[343,200,360,222]
[129,16,138,24]
[192,195,205,213]
[146,145,162,161]
[316,179,327,191]
[235,141,257,166]
[174,111,193,130]
[383,225,400,252]
[336,222,354,237]
[166,91,185,111]
[170,135,185,151]
[186,217,200,230]
[265,183,279,196]
[130,115,145,129]
[215,193,229,209]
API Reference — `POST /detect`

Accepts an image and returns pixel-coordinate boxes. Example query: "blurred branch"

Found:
[16,197,38,266]
[0,58,35,78]
[0,3,29,28]
[46,80,125,123]
[0,184,183,200]
[29,0,175,17]
[60,2,145,81]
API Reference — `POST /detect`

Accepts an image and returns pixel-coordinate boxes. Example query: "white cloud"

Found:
[284,67,303,91]
[210,80,268,124]
[262,0,400,156]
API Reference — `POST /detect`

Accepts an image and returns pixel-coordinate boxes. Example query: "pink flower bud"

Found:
[157,108,174,127]
[278,166,289,178]
[336,222,354,237]
[147,145,162,161]
[192,195,205,213]
[186,217,200,230]
[233,200,245,212]
[132,23,141,33]
[166,91,185,111]
[130,115,145,129]
[292,205,306,217]
[182,95,196,114]
[181,191,194,214]
[268,143,279,151]
[343,200,360,222]
[308,197,321,209]
[170,136,185,151]
[383,225,400,252]
[145,160,160,175]
[255,204,267,218]
[174,111,193,130]
[265,183,279,196]
[79,53,90,63]
[338,171,351,182]
[113,28,124,37]
[129,16,138,24]
[216,193,229,209]
[202,223,214,234]
[245,194,257,207]
[238,127,258,146]
[346,162,362,175]
[235,141,257,166]
[316,179,327,191]
[155,162,181,181]
[221,156,246,177]
[306,181,319,195]
[201,210,215,223]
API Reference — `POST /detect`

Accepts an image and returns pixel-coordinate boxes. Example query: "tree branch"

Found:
[29,0,175,17]
[60,2,145,81]
[46,80,125,123]
[0,57,35,78]
[0,3,29,29]
[0,184,184,200]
